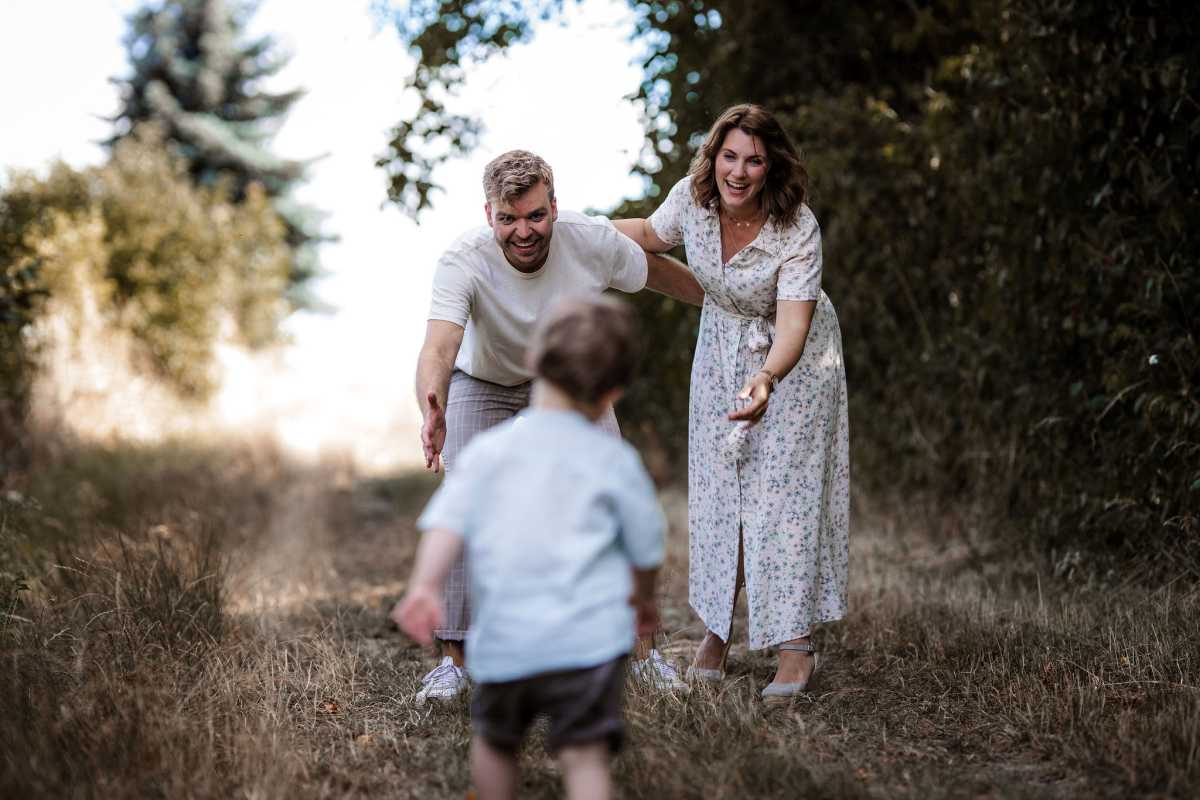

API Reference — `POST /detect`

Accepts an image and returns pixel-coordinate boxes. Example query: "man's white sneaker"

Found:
[415,656,470,705]
[630,649,690,693]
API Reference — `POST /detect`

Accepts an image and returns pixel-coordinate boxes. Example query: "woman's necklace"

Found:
[719,204,763,265]
[720,205,763,231]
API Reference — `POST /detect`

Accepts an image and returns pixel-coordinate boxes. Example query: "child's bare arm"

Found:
[631,567,657,604]
[391,528,465,646]
[630,567,660,638]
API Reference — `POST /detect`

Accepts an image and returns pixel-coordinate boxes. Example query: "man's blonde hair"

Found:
[482,150,555,204]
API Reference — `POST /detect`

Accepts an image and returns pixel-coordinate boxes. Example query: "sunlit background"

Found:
[1,0,646,470]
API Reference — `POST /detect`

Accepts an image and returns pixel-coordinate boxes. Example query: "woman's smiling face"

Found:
[714,128,769,214]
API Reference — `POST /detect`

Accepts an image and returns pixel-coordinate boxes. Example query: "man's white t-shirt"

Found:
[428,211,649,386]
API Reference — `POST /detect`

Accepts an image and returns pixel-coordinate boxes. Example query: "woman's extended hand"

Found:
[729,371,773,421]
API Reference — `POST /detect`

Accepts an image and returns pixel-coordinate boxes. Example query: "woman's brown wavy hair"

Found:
[688,104,808,226]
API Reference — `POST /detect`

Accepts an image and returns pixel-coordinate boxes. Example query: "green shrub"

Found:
[797,0,1200,563]
[0,128,292,409]
[611,0,1200,566]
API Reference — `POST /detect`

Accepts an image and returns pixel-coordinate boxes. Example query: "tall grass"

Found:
[1,437,1196,798]
[0,432,287,797]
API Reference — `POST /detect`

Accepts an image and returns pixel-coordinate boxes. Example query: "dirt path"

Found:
[227,466,411,621]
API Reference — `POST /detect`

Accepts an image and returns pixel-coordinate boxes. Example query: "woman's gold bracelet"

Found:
[757,368,780,392]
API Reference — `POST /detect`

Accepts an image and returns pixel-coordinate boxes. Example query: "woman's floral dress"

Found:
[649,176,850,649]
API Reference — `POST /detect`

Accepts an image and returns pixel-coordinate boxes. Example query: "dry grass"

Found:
[1,436,1197,798]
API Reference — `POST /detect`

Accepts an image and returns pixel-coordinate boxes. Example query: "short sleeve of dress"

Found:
[776,206,823,302]
[647,177,691,248]
[428,253,473,327]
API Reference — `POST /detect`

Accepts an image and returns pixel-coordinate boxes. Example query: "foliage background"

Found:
[107,0,328,305]
[0,0,318,471]
[1,3,1197,794]
[378,0,1199,567]
[0,132,291,432]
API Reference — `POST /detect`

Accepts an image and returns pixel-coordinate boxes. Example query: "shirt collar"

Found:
[705,204,786,257]
[754,221,786,257]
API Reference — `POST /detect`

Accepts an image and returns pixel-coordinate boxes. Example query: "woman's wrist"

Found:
[756,368,780,393]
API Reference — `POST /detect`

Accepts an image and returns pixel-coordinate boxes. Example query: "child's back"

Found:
[394,295,663,800]
[418,407,664,684]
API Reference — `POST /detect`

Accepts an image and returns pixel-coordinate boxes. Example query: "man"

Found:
[412,150,703,703]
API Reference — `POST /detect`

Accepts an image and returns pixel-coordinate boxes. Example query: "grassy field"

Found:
[1,435,1197,798]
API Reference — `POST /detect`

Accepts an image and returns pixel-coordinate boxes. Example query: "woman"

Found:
[615,104,849,700]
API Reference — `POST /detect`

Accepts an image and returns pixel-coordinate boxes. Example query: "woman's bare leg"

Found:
[694,527,745,669]
[771,635,816,685]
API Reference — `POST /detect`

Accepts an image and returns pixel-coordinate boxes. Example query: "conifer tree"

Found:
[108,0,324,305]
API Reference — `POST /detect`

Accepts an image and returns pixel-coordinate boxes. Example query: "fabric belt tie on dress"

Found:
[707,300,775,357]
[706,301,776,463]
[746,317,773,356]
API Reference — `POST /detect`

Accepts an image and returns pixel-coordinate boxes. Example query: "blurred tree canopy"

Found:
[383,0,1198,564]
[107,0,327,307]
[0,130,292,458]
[1,0,319,465]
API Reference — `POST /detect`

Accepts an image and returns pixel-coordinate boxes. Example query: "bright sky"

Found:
[0,0,646,469]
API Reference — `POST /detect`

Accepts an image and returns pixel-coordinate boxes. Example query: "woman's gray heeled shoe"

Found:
[685,664,726,683]
[761,642,820,702]
[685,633,731,683]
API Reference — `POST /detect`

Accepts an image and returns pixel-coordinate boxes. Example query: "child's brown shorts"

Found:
[470,655,628,755]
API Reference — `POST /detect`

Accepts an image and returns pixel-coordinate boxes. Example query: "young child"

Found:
[392,295,665,800]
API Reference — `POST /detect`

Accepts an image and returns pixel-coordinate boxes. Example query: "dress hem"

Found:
[689,601,847,651]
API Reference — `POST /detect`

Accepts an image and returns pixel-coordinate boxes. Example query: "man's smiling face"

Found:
[485,182,558,272]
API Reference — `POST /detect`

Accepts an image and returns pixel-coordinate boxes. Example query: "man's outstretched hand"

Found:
[421,391,447,472]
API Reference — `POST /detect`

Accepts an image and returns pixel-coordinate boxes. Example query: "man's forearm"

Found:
[415,348,455,414]
[414,321,464,412]
[414,321,465,471]
[646,253,704,307]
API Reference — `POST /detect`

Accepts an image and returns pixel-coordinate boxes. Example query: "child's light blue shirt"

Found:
[417,408,666,684]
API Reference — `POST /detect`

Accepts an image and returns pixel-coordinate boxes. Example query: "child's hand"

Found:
[631,597,660,639]
[391,586,444,647]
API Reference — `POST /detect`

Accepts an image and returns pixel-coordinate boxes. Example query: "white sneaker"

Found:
[415,656,469,705]
[630,649,690,693]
